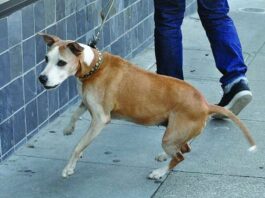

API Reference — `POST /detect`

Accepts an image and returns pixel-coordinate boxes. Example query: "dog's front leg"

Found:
[62,116,109,178]
[63,102,87,135]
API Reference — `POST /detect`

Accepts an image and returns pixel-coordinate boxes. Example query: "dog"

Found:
[38,33,256,180]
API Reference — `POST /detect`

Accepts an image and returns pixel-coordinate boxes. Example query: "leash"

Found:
[88,0,115,48]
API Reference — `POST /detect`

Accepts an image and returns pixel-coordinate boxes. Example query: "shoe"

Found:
[213,79,252,119]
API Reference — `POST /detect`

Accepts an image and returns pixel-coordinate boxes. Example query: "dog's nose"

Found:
[39,75,48,84]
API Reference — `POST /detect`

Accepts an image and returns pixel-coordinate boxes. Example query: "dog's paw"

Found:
[155,152,168,162]
[63,125,74,136]
[62,167,75,178]
[148,167,168,180]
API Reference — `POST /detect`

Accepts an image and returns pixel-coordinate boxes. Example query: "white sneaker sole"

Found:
[212,90,252,119]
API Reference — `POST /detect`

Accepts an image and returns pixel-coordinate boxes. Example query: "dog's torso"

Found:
[80,52,209,126]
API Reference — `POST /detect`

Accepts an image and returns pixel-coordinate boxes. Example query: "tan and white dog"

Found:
[38,33,256,180]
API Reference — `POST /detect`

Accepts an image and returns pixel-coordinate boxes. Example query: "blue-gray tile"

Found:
[0,87,11,123]
[22,4,35,39]
[37,91,48,125]
[45,0,56,27]
[76,9,87,37]
[86,3,96,31]
[66,14,77,40]
[68,76,77,100]
[56,19,66,40]
[111,36,125,57]
[124,6,133,31]
[23,37,36,72]
[34,0,45,33]
[36,61,46,94]
[56,0,65,21]
[7,11,22,48]
[0,118,14,155]
[130,27,139,51]
[0,52,11,88]
[131,3,138,28]
[59,80,69,108]
[24,69,37,104]
[117,12,125,36]
[76,0,87,11]
[48,88,59,115]
[46,24,57,35]
[7,77,24,114]
[25,99,38,134]
[103,20,111,47]
[9,44,22,80]
[0,18,8,53]
[110,16,119,41]
[65,0,76,16]
[12,108,26,144]
[35,35,46,64]
[137,22,144,44]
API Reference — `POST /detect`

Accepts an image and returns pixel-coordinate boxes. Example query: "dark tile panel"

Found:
[0,118,14,155]
[23,37,36,72]
[7,77,24,114]
[66,14,77,40]
[0,87,11,123]
[48,88,59,116]
[25,99,38,134]
[56,19,66,40]
[0,52,11,88]
[45,0,56,27]
[24,69,37,104]
[0,18,8,53]
[22,4,35,39]
[7,11,22,48]
[35,34,46,64]
[56,0,65,21]
[12,108,26,144]
[111,36,125,57]
[37,91,48,125]
[34,0,45,33]
[59,80,69,108]
[76,9,87,37]
[36,61,46,94]
[103,20,111,47]
[68,76,77,100]
[9,44,23,80]
[65,0,76,16]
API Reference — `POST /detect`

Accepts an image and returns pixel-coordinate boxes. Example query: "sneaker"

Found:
[213,79,252,118]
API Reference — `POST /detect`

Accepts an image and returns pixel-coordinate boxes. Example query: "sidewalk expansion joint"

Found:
[172,169,265,180]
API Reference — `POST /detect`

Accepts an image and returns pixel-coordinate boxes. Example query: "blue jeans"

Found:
[154,0,247,88]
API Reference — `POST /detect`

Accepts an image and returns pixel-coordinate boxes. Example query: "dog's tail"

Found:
[208,104,256,152]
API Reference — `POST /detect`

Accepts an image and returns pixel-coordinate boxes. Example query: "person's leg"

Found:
[154,0,186,79]
[198,0,252,115]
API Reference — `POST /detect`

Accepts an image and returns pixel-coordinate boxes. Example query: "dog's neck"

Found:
[75,44,103,80]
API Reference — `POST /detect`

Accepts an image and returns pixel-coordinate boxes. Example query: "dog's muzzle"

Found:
[38,75,58,89]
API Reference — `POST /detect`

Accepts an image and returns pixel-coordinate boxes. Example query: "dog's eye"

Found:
[57,60,67,67]
[45,56,48,63]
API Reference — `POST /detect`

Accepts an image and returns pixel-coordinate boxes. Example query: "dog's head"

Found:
[38,33,94,89]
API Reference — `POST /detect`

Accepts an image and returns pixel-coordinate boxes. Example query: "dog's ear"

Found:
[67,42,84,56]
[38,33,60,47]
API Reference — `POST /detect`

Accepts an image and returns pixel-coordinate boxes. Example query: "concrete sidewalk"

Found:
[1,0,265,197]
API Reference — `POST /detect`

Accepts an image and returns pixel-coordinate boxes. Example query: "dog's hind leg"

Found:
[62,114,110,178]
[63,102,87,135]
[149,113,201,180]
[155,142,191,162]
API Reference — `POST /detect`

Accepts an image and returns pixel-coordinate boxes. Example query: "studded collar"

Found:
[79,48,103,80]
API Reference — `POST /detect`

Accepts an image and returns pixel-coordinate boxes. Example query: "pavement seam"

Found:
[172,170,265,180]
[13,153,161,170]
[150,172,171,198]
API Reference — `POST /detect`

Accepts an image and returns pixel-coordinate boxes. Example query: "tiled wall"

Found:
[0,0,155,161]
